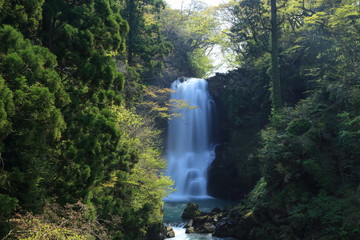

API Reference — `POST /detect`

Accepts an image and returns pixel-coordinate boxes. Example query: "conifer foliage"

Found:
[0,0,171,239]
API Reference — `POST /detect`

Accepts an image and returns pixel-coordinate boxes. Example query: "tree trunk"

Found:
[127,0,136,66]
[270,0,282,112]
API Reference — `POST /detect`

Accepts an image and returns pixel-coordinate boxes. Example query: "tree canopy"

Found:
[0,0,359,239]
[0,0,173,239]
[210,0,360,238]
[160,0,224,80]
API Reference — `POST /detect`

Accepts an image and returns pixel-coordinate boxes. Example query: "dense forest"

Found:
[207,0,360,239]
[0,0,359,239]
[0,0,174,239]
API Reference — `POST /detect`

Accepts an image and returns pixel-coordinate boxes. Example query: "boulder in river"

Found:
[185,226,195,233]
[181,203,225,234]
[164,225,175,238]
[182,202,201,220]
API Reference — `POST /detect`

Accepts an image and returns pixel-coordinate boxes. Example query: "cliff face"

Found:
[206,69,271,200]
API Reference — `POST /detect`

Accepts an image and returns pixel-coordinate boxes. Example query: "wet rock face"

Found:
[206,69,270,200]
[164,225,175,238]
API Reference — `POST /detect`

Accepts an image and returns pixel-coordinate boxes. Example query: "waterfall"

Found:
[166,78,216,200]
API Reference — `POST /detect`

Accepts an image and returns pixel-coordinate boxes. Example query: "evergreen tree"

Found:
[0,0,173,238]
[122,0,170,83]
[0,24,69,234]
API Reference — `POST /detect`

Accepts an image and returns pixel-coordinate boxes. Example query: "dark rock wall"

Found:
[206,69,271,200]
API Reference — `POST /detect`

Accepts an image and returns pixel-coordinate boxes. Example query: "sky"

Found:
[166,0,228,9]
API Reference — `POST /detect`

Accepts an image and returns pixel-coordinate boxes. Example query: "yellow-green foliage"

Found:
[9,214,87,239]
[160,5,221,77]
[112,105,173,224]
[16,220,87,240]
[245,177,267,207]
[137,86,197,119]
[5,202,110,240]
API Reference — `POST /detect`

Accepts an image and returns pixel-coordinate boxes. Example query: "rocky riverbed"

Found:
[178,202,266,240]
[163,199,237,240]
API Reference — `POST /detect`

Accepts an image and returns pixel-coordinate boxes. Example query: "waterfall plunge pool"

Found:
[163,199,237,240]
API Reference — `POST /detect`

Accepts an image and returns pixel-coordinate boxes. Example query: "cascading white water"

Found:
[166,78,216,200]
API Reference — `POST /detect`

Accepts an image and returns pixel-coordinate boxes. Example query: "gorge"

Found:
[0,0,359,239]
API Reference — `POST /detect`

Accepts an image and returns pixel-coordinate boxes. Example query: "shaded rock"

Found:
[196,222,216,233]
[193,215,210,225]
[180,203,228,235]
[211,207,222,214]
[192,212,221,234]
[213,208,266,239]
[184,219,193,228]
[182,202,200,220]
[213,216,238,237]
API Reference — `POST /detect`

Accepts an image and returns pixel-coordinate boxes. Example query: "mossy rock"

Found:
[182,202,201,220]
